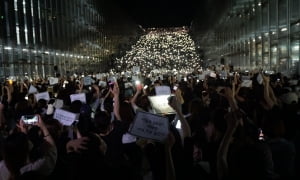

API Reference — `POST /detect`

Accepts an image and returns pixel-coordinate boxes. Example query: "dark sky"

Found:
[113,0,209,28]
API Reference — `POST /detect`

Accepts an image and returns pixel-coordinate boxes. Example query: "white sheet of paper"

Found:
[98,81,107,87]
[257,74,263,85]
[96,73,103,80]
[155,86,171,95]
[241,80,252,87]
[83,76,92,86]
[132,66,140,73]
[53,99,64,109]
[49,77,59,85]
[199,74,205,80]
[70,93,86,104]
[129,111,169,142]
[35,92,50,101]
[122,133,137,144]
[28,85,38,94]
[148,95,175,115]
[53,109,79,126]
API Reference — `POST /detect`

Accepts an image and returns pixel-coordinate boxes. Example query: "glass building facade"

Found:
[192,0,300,75]
[0,0,140,80]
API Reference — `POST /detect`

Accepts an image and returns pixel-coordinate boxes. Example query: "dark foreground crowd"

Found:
[0,69,299,180]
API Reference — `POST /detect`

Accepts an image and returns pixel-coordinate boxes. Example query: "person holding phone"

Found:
[0,115,57,180]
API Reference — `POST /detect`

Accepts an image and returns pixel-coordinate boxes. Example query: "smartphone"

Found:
[21,115,38,125]
[108,77,115,89]
[258,128,264,141]
[173,85,178,91]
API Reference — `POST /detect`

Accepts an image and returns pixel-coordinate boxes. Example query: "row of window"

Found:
[195,0,300,74]
[0,0,113,79]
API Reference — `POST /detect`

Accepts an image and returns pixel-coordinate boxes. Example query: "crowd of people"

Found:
[0,67,299,180]
[114,27,202,72]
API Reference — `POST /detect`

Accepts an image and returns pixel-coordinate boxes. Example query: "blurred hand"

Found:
[165,132,175,150]
[16,119,27,134]
[0,103,4,111]
[66,137,89,153]
[111,81,119,96]
[168,96,180,112]
[35,115,46,129]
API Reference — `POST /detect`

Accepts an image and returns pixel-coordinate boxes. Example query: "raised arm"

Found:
[168,96,191,138]
[262,74,275,109]
[165,132,176,180]
[217,111,241,180]
[111,81,121,121]
[130,84,143,112]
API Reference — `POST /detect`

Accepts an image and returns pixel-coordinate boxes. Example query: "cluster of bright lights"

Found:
[115,27,202,72]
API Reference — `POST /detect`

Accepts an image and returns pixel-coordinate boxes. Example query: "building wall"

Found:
[193,0,300,75]
[0,0,139,80]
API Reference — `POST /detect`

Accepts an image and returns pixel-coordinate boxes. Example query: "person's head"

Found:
[2,132,31,179]
[70,100,82,113]
[93,111,112,135]
[14,100,34,120]
[119,101,135,124]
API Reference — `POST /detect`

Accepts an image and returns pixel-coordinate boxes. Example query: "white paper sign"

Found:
[83,76,92,86]
[49,77,59,85]
[96,73,103,80]
[35,92,50,101]
[199,74,205,80]
[148,95,175,115]
[132,66,140,73]
[98,81,107,87]
[28,85,38,94]
[53,109,79,126]
[155,86,171,95]
[122,133,137,144]
[129,111,169,142]
[70,93,86,104]
[241,80,252,87]
[241,76,251,81]
[257,74,263,85]
[53,99,64,109]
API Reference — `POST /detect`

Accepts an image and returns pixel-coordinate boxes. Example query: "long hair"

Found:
[3,132,30,180]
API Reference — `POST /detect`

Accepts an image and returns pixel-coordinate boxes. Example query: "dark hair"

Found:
[3,132,30,180]
[93,111,112,134]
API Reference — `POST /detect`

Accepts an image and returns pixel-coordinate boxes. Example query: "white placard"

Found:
[83,76,92,86]
[96,73,103,80]
[98,81,107,87]
[53,99,64,109]
[241,76,251,81]
[155,86,171,95]
[199,74,205,80]
[220,71,227,79]
[129,110,169,142]
[257,74,263,85]
[132,76,139,81]
[28,85,38,94]
[122,133,137,144]
[53,108,79,126]
[132,66,140,73]
[35,92,50,101]
[241,80,252,87]
[70,93,86,104]
[148,95,175,115]
[49,77,59,85]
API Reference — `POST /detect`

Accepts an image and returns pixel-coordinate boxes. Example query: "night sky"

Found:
[113,0,209,28]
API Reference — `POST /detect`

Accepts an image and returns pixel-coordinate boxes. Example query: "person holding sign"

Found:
[93,80,142,180]
[0,115,57,179]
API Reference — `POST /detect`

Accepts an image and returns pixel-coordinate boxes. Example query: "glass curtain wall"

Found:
[198,0,300,75]
[0,0,108,80]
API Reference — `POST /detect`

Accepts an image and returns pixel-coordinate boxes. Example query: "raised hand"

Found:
[66,137,89,153]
